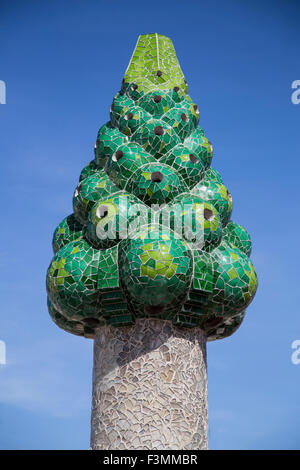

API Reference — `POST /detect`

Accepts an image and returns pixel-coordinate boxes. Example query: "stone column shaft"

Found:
[90,319,208,450]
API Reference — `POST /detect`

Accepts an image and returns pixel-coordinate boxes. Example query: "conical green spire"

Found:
[123,33,188,96]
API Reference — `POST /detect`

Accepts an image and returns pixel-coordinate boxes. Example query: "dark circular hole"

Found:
[173,86,180,92]
[181,113,188,122]
[144,305,165,315]
[97,205,108,219]
[156,70,162,77]
[122,78,125,84]
[189,154,199,164]
[112,150,124,162]
[193,104,198,112]
[82,317,100,327]
[151,171,164,183]
[132,83,138,90]
[153,95,162,103]
[126,112,134,120]
[204,208,214,221]
[154,125,164,136]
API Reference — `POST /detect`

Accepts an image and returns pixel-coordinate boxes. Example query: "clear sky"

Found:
[0,0,300,450]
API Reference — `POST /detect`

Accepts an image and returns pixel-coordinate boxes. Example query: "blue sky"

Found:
[0,0,299,449]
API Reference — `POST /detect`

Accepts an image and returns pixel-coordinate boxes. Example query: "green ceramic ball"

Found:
[119,229,193,313]
[191,179,233,226]
[126,162,187,205]
[169,195,222,252]
[85,193,147,249]
[73,170,120,224]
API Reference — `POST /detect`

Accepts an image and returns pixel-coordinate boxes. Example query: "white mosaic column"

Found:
[90,318,208,450]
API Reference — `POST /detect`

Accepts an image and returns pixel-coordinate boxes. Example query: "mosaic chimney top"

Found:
[46,33,258,341]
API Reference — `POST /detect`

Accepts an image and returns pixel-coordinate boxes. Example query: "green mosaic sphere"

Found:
[119,105,152,137]
[110,93,135,127]
[85,193,147,249]
[79,160,100,182]
[52,214,83,254]
[208,241,258,317]
[126,162,187,205]
[192,179,233,226]
[162,107,197,141]
[177,98,200,123]
[105,142,155,189]
[73,170,120,224]
[137,90,177,118]
[160,144,205,187]
[169,195,222,251]
[132,119,181,159]
[47,238,102,322]
[202,167,223,185]
[222,221,252,256]
[184,127,213,169]
[206,310,245,342]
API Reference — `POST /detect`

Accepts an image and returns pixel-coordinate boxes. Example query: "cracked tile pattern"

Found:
[90,319,208,450]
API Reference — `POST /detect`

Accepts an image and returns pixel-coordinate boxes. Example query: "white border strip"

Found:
[156,32,160,69]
